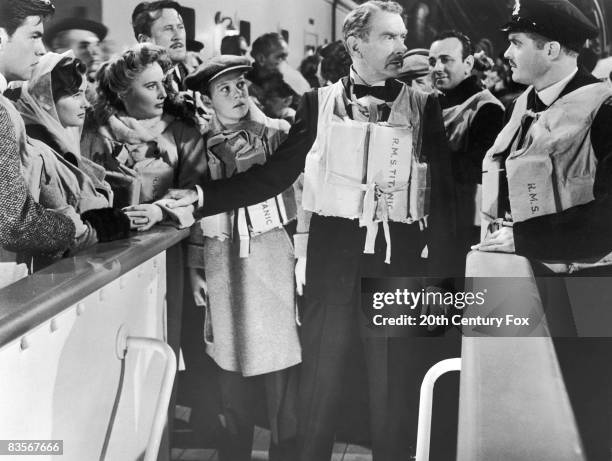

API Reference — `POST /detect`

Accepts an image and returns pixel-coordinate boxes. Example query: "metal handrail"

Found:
[415,358,462,461]
[124,337,177,461]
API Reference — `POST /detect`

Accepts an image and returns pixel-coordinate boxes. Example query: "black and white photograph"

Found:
[1,0,612,460]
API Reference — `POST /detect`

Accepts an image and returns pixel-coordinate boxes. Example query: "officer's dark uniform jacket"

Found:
[481,67,612,461]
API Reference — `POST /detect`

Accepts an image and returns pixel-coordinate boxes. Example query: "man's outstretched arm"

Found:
[165,91,318,216]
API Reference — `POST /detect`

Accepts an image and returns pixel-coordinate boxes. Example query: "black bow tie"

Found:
[353,83,391,101]
[527,90,547,112]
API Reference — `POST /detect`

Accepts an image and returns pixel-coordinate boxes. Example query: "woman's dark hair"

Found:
[319,40,352,84]
[299,55,321,88]
[51,57,86,103]
[261,71,295,99]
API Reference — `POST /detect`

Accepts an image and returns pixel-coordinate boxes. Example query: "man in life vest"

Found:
[163,2,457,459]
[474,0,612,458]
[429,30,505,274]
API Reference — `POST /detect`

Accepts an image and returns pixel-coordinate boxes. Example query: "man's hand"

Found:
[161,188,199,209]
[472,226,515,253]
[123,204,164,231]
[295,257,307,296]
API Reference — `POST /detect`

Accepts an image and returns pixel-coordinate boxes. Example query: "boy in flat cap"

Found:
[475,0,612,458]
[184,55,301,461]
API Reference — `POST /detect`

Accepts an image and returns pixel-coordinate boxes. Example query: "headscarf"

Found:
[16,50,83,156]
[16,51,114,209]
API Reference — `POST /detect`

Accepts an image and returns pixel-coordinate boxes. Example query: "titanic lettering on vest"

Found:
[303,80,430,262]
[527,182,539,215]
[386,137,400,209]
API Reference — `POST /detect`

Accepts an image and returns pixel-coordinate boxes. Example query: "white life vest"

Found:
[302,80,429,262]
[482,81,612,272]
[442,89,504,226]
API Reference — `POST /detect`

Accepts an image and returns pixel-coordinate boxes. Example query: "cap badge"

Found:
[512,0,521,16]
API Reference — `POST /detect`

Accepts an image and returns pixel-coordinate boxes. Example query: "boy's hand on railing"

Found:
[123,204,164,231]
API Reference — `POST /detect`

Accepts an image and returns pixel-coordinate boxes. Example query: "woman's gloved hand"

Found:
[81,207,131,242]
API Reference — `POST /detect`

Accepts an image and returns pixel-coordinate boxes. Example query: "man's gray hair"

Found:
[342,0,404,44]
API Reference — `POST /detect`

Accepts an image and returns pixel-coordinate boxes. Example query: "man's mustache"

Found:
[385,53,404,65]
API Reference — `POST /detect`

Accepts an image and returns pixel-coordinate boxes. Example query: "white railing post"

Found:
[415,358,462,461]
[125,337,177,461]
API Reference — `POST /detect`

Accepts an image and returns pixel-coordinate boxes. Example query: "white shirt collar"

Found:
[536,67,578,107]
[0,73,7,94]
[349,66,385,87]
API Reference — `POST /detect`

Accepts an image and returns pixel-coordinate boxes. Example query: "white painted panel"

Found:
[0,253,169,461]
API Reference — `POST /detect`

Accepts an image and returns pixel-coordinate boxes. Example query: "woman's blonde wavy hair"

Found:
[94,43,174,123]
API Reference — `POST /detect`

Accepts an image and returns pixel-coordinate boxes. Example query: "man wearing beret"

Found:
[44,18,107,81]
[429,30,505,275]
[474,0,612,458]
[165,1,458,459]
[398,48,433,92]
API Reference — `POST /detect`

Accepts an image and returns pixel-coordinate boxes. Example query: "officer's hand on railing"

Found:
[295,257,307,296]
[420,285,447,331]
[472,226,515,253]
[161,188,199,209]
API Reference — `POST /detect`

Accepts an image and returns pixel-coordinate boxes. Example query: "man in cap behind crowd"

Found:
[428,30,505,274]
[398,48,433,92]
[163,1,458,459]
[475,0,612,458]
[184,38,204,72]
[44,17,107,81]
[0,0,76,260]
[220,35,249,57]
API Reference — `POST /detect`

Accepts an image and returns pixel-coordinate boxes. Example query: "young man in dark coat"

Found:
[0,0,76,259]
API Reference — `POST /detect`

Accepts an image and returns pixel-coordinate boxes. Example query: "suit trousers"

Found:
[297,224,460,461]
